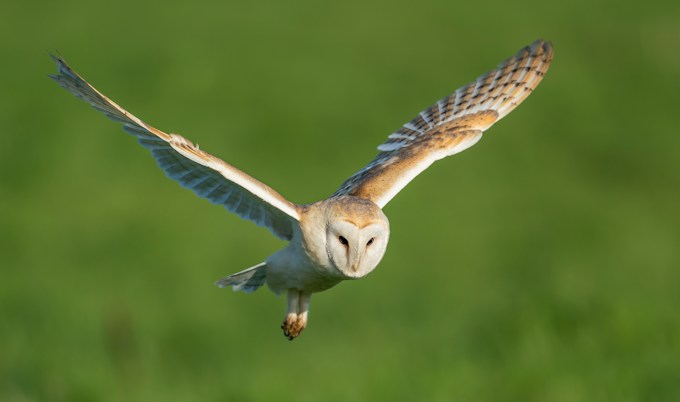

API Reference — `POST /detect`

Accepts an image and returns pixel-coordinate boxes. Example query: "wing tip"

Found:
[49,51,78,81]
[48,50,62,65]
[527,39,554,63]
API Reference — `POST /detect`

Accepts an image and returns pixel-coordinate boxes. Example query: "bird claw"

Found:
[281,315,306,340]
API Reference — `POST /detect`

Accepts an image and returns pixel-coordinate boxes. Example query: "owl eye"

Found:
[366,238,374,246]
[338,236,348,246]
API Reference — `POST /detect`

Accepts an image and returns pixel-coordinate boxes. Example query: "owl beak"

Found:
[350,253,362,273]
[351,261,360,272]
[348,239,362,274]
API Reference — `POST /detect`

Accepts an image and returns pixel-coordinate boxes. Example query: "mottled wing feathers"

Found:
[334,40,553,208]
[51,55,300,240]
[377,40,553,153]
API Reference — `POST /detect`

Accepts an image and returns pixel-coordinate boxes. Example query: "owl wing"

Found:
[51,55,300,240]
[333,39,553,208]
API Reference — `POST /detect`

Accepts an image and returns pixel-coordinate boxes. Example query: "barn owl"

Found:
[51,40,553,340]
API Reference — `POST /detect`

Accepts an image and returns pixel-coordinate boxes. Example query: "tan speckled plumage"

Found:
[334,40,553,207]
[51,40,553,340]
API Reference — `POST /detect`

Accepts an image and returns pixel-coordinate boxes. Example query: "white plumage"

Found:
[51,40,553,340]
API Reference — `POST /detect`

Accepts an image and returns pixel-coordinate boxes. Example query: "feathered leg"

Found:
[281,290,311,340]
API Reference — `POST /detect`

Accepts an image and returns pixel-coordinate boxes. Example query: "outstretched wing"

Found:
[51,55,300,240]
[333,40,553,208]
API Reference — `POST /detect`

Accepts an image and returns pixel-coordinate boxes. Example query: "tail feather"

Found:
[215,262,267,293]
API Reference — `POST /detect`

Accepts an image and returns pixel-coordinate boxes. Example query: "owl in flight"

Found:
[51,40,553,340]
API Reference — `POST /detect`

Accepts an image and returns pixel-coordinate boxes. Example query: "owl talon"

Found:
[281,314,307,340]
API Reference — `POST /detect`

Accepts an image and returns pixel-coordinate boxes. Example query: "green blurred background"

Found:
[1,0,679,400]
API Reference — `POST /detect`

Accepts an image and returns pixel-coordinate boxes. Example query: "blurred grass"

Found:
[1,0,680,400]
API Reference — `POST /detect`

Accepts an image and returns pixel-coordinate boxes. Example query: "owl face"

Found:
[325,219,388,278]
[319,197,389,279]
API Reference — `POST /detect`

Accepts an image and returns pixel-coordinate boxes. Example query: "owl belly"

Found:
[265,245,342,294]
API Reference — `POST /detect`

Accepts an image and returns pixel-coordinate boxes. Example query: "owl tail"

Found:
[215,262,267,293]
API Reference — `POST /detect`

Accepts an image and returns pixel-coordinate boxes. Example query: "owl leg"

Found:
[296,292,311,332]
[281,290,311,340]
[282,290,300,340]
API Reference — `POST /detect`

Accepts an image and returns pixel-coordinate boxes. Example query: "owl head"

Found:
[318,196,390,279]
